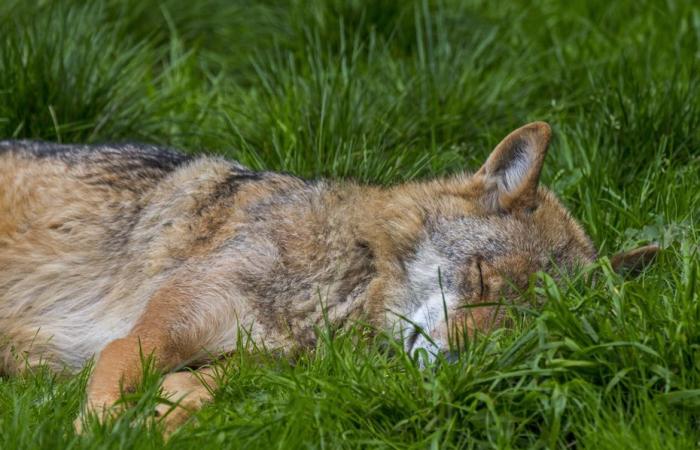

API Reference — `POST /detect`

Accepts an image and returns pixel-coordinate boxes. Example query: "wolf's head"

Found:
[400,122,658,360]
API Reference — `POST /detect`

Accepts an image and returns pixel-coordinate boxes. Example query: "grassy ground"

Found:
[1,0,699,448]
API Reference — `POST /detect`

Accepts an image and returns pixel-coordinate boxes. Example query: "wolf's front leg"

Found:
[74,285,207,432]
[74,330,184,432]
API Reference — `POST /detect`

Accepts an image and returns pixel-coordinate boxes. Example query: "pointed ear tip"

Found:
[619,243,661,257]
[646,243,661,252]
[527,120,551,129]
[610,243,661,274]
[635,243,662,256]
[526,121,552,138]
[506,122,551,149]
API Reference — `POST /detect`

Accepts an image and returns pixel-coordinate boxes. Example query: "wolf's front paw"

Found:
[73,394,123,434]
[155,371,213,436]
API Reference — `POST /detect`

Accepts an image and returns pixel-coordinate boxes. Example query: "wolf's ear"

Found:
[610,244,660,275]
[476,122,551,211]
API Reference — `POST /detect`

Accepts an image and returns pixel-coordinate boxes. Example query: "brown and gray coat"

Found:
[0,122,657,432]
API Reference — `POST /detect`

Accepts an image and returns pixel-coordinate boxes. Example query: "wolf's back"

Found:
[0,140,192,189]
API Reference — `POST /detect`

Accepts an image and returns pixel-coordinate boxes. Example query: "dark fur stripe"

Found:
[0,140,192,170]
[1,141,195,193]
[194,169,263,217]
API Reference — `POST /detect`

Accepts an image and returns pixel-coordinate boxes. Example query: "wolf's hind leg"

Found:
[156,366,220,434]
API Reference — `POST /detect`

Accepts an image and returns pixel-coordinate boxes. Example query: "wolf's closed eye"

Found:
[476,259,485,300]
[463,257,487,301]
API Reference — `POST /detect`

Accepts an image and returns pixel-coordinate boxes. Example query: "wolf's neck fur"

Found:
[309,177,472,331]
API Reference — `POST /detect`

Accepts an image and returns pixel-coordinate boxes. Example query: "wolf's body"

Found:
[0,141,379,373]
[1,123,652,432]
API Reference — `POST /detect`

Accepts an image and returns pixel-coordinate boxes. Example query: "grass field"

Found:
[1,0,699,448]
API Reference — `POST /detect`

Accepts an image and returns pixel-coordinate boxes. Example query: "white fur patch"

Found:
[402,242,456,361]
[501,147,532,192]
[407,292,448,339]
[406,292,450,358]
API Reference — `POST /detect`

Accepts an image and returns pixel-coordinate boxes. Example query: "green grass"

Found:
[1,0,699,448]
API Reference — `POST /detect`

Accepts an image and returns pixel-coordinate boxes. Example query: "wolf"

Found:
[0,122,657,432]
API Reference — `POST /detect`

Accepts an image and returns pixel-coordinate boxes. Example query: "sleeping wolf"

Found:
[0,122,657,431]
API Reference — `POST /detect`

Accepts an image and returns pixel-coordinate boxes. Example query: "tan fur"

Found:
[155,366,219,435]
[0,124,652,432]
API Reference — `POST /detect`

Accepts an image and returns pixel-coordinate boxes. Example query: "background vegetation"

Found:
[1,0,698,448]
